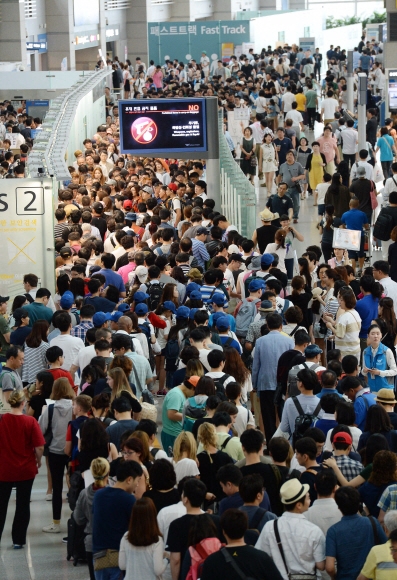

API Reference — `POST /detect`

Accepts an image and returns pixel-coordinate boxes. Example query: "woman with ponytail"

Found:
[74,457,110,580]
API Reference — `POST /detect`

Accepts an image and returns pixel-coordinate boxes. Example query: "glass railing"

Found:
[218,111,257,238]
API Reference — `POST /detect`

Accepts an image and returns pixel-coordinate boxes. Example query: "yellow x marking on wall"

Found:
[7,238,36,264]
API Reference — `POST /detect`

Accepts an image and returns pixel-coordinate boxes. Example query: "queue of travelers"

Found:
[2,35,397,580]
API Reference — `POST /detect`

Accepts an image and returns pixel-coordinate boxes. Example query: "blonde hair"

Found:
[108,367,134,403]
[90,457,110,488]
[185,360,205,379]
[173,431,197,462]
[197,422,218,450]
[50,378,75,400]
[8,389,25,408]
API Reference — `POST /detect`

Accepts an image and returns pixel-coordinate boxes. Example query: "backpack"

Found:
[68,470,85,511]
[292,397,322,447]
[183,396,208,432]
[287,363,321,398]
[145,281,164,312]
[211,373,231,401]
[235,298,261,338]
[138,321,155,370]
[186,538,224,580]
[163,337,181,372]
[243,272,274,296]
[373,208,394,241]
[280,298,291,324]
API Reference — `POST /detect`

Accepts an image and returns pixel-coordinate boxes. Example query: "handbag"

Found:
[369,180,378,210]
[250,154,257,167]
[287,166,302,193]
[93,549,119,571]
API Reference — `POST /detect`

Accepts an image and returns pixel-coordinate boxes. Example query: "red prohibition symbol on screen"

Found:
[131,117,158,144]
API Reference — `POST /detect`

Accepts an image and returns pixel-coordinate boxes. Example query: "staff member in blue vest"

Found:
[362,324,397,392]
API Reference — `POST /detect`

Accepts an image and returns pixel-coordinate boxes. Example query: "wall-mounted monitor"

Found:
[118,98,208,155]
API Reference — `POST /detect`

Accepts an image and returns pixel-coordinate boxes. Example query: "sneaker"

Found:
[42,523,60,533]
[156,389,167,397]
[260,183,267,187]
[293,219,298,223]
[13,544,23,550]
[45,493,52,501]
[62,537,68,543]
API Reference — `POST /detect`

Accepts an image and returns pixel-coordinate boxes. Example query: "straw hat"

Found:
[259,208,279,222]
[280,478,310,504]
[375,388,397,405]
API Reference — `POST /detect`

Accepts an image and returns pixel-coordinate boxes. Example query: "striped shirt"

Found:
[191,238,210,269]
[199,285,227,309]
[54,222,69,239]
[21,341,50,383]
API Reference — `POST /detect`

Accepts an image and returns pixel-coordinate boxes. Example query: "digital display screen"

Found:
[73,0,99,27]
[389,72,397,109]
[118,98,208,155]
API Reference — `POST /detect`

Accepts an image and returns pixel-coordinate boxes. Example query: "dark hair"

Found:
[296,368,320,393]
[334,486,360,516]
[116,459,143,482]
[359,275,382,299]
[46,345,63,363]
[216,464,243,487]
[335,400,356,426]
[36,371,55,398]
[364,404,392,433]
[314,470,338,497]
[196,376,216,397]
[341,355,358,374]
[80,418,109,451]
[338,286,356,309]
[240,429,264,453]
[266,312,283,330]
[148,459,176,490]
[373,260,389,275]
[320,393,340,414]
[268,437,292,463]
[239,474,264,503]
[56,311,72,332]
[25,319,49,348]
[220,509,248,540]
[136,419,157,438]
[294,437,317,459]
[183,478,207,507]
[364,433,390,466]
[187,514,218,548]
[127,497,162,546]
[207,349,225,368]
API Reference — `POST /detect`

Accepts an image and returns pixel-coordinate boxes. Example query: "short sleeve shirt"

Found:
[0,314,10,356]
[162,387,186,437]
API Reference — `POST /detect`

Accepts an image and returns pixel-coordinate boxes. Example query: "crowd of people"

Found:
[2,35,397,580]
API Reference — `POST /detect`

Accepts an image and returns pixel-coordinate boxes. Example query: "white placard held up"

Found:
[332,228,361,251]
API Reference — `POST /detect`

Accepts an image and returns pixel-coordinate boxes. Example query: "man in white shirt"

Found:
[98,150,113,178]
[281,86,296,115]
[50,312,84,385]
[305,470,341,535]
[350,149,374,182]
[285,103,304,140]
[256,478,326,580]
[373,260,397,315]
[340,119,358,169]
[321,91,339,125]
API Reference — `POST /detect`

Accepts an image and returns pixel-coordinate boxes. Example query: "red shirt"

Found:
[47,368,75,391]
[0,414,45,481]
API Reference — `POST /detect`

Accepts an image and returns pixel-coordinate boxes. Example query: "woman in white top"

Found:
[259,132,278,194]
[325,286,361,361]
[119,497,166,580]
[265,229,287,273]
[172,431,200,483]
[255,89,268,115]
[123,65,132,99]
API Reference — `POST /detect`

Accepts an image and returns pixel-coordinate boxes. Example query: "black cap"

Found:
[0,296,9,304]
[13,307,29,324]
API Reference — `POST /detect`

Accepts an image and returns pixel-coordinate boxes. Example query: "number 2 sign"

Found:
[16,187,45,215]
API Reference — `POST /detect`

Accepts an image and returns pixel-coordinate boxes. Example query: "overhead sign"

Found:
[26,41,47,51]
[0,179,55,299]
[148,20,251,64]
[388,69,397,110]
[26,100,50,119]
[75,31,100,49]
[119,98,208,155]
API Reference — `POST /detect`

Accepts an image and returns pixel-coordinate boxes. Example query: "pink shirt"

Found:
[318,135,337,163]
[117,262,136,284]
[153,71,163,88]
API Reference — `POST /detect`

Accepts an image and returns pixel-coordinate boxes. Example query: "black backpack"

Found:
[243,272,272,297]
[373,208,394,242]
[211,373,231,400]
[145,281,164,311]
[292,397,322,447]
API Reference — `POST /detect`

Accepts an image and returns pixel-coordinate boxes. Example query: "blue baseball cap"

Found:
[186,282,201,296]
[135,303,148,316]
[261,253,274,267]
[60,291,74,309]
[189,307,198,320]
[125,212,137,221]
[93,312,111,326]
[117,303,131,313]
[190,290,202,301]
[305,344,323,357]
[212,293,225,306]
[249,279,266,292]
[176,306,190,319]
[134,291,149,303]
[163,300,177,314]
[216,315,230,331]
[110,311,124,322]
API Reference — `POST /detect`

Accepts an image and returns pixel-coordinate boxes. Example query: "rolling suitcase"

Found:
[66,513,87,566]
